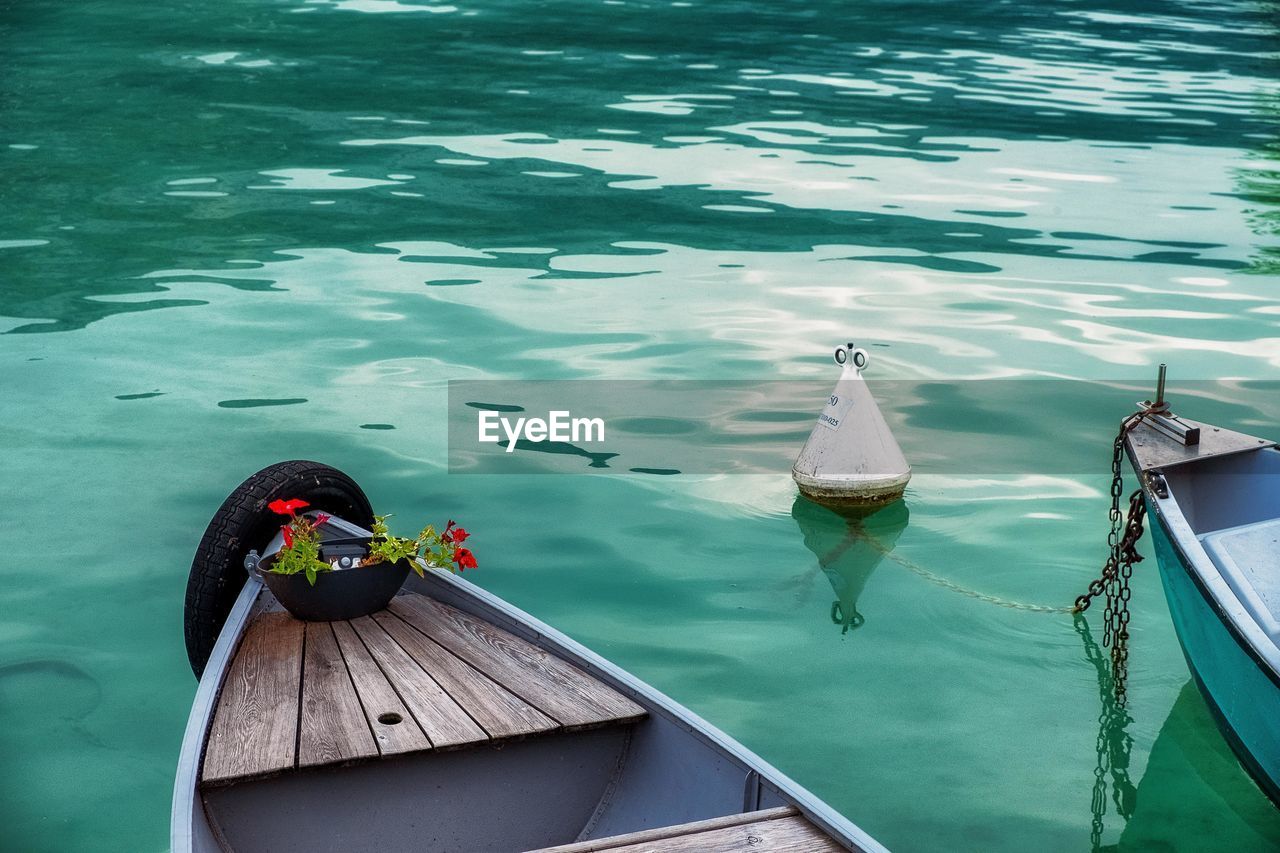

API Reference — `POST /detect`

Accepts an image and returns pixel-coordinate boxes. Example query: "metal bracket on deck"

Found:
[1128,417,1274,472]
[1140,412,1200,447]
[1125,364,1274,472]
[1136,365,1200,447]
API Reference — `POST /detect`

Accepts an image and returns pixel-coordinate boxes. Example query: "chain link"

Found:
[1073,411,1151,706]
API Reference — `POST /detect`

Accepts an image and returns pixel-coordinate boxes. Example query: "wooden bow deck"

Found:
[201,592,646,785]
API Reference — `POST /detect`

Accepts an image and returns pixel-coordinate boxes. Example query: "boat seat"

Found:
[200,591,646,786]
[1200,517,1280,637]
[526,806,844,852]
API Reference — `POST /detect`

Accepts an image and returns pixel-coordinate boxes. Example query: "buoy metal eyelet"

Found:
[834,344,868,370]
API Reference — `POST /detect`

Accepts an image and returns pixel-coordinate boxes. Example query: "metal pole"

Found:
[1154,363,1167,408]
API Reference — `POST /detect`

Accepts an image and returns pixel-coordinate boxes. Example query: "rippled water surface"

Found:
[4,1,1280,850]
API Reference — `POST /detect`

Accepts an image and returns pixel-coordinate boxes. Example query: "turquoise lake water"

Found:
[4,0,1280,850]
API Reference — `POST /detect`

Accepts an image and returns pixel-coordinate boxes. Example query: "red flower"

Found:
[447,526,469,544]
[281,525,295,549]
[453,547,477,570]
[269,498,310,516]
[314,513,330,527]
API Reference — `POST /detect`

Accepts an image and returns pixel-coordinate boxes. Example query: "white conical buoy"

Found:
[791,343,910,508]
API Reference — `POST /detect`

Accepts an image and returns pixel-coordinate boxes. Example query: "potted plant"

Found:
[255,498,477,622]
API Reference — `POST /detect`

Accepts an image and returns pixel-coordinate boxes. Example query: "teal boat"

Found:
[1126,411,1280,803]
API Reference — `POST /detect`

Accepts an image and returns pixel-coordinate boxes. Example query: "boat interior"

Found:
[1162,446,1280,638]
[196,583,846,852]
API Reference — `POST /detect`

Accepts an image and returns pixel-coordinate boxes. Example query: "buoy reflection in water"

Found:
[791,496,910,635]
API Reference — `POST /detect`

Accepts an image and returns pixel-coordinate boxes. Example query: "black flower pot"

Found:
[260,559,411,622]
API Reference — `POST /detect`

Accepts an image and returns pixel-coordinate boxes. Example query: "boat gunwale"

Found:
[171,575,264,853]
[409,568,887,853]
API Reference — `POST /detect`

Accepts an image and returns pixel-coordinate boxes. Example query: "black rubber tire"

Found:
[183,460,375,678]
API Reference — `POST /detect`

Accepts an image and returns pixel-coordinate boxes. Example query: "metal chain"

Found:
[1108,489,1147,705]
[1073,411,1151,706]
[855,520,1072,614]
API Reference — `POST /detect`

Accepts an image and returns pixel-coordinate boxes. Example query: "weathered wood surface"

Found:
[299,623,379,768]
[201,591,646,786]
[202,612,305,784]
[348,614,488,749]
[331,620,430,755]
[373,609,558,739]
[389,594,646,727]
[529,808,797,852]
[528,808,842,853]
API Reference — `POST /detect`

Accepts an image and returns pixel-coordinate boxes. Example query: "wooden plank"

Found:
[298,623,379,768]
[202,611,304,784]
[349,615,488,749]
[530,808,799,852]
[373,610,559,740]
[531,810,841,853]
[331,620,432,756]
[389,595,646,728]
[623,815,842,853]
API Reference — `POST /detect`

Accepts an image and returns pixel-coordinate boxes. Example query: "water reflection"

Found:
[6,0,1278,340]
[1075,600,1280,850]
[1074,614,1136,852]
[1117,680,1280,851]
[1236,120,1280,274]
[791,496,909,634]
